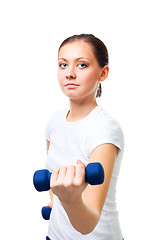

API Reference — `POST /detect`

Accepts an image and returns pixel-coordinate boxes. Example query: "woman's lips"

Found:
[65,83,79,88]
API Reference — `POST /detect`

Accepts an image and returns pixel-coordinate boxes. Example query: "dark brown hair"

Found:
[58,34,109,97]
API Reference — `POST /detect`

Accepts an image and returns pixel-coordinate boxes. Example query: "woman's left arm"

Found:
[83,143,119,215]
[60,143,119,235]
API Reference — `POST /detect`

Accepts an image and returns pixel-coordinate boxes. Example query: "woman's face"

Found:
[57,41,105,100]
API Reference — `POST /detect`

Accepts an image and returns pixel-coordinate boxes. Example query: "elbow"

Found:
[81,230,94,235]
[80,230,93,235]
[80,225,97,235]
[72,207,101,235]
[80,210,100,235]
[73,220,98,235]
[79,220,99,235]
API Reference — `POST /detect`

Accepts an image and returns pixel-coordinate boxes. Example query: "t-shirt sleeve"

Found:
[45,119,51,141]
[45,113,56,141]
[88,118,124,154]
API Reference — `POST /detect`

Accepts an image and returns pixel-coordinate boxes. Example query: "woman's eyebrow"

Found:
[58,58,67,61]
[77,57,92,62]
[58,57,92,62]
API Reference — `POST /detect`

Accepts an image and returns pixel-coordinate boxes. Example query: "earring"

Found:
[96,82,102,98]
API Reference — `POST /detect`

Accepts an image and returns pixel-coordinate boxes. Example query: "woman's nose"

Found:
[66,67,76,79]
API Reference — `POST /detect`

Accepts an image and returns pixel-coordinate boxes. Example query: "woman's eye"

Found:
[78,63,87,69]
[59,63,67,69]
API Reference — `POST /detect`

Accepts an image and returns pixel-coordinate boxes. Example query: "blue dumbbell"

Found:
[41,206,52,220]
[33,162,104,220]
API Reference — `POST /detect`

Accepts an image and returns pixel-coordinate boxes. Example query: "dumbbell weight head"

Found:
[41,206,52,220]
[33,169,51,192]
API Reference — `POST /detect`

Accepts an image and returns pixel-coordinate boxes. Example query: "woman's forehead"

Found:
[58,41,95,60]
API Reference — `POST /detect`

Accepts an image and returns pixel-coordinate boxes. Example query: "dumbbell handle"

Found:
[33,162,104,192]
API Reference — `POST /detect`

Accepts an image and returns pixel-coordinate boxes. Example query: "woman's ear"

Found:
[99,65,109,82]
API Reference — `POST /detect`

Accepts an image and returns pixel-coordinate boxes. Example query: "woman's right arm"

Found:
[46,139,54,207]
[46,139,50,155]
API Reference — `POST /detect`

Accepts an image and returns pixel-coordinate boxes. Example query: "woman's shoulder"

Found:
[88,105,124,152]
[95,105,122,128]
[47,108,67,123]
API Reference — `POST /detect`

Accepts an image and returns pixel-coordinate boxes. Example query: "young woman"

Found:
[45,34,124,240]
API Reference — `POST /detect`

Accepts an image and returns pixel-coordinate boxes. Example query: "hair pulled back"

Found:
[58,34,109,97]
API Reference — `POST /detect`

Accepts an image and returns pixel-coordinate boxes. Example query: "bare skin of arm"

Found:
[46,139,54,208]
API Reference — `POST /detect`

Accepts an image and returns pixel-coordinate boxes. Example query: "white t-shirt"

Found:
[45,105,124,240]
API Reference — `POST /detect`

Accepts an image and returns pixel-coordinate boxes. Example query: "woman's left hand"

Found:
[50,160,87,204]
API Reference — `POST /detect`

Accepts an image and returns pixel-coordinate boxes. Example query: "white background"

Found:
[0,0,160,239]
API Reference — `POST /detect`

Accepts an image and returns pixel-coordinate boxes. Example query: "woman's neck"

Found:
[66,98,98,122]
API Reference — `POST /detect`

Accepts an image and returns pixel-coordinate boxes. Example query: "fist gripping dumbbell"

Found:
[33,162,104,220]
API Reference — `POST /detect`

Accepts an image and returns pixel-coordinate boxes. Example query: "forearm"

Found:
[61,196,100,235]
